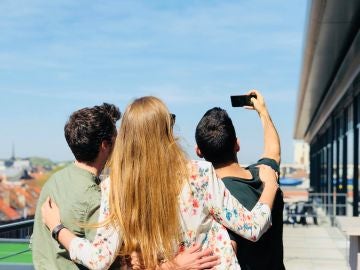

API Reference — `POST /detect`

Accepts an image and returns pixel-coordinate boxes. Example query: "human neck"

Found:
[74,160,103,176]
[214,162,252,180]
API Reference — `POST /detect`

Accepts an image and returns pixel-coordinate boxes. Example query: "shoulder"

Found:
[100,177,111,192]
[41,166,69,191]
[187,160,218,190]
[189,159,214,173]
[44,165,73,186]
[248,158,280,173]
[100,177,111,204]
[222,176,252,186]
[188,160,215,180]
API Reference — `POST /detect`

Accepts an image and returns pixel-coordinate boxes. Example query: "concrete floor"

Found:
[284,222,350,270]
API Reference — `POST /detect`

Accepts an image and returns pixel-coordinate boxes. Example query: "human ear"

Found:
[195,145,203,158]
[234,138,240,153]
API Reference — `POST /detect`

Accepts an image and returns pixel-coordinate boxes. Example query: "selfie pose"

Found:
[195,90,284,270]
[41,96,279,269]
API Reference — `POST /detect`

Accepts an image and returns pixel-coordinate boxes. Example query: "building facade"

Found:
[295,0,360,216]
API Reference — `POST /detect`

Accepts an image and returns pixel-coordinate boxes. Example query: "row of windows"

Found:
[310,96,360,216]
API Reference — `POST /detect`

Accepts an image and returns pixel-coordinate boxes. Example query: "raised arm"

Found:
[202,163,278,242]
[247,89,281,164]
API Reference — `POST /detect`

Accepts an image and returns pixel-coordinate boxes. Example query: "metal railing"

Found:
[0,219,34,264]
[283,192,348,225]
[0,219,34,241]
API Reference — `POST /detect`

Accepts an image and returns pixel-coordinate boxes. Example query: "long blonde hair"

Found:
[109,96,188,268]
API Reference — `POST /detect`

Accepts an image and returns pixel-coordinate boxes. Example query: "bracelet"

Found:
[51,223,66,241]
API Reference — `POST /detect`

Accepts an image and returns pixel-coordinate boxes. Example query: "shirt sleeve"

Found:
[68,178,121,270]
[203,164,272,242]
[69,224,120,270]
[249,158,280,174]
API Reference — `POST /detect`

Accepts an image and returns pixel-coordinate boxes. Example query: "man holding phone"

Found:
[195,90,285,270]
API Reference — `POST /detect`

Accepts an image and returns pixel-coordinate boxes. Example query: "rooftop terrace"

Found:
[0,213,352,270]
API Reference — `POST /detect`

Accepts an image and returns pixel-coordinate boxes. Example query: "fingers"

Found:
[247,89,262,100]
[247,89,259,95]
[42,196,55,208]
[259,164,277,176]
[194,254,220,269]
[41,197,50,212]
[45,196,51,206]
[194,248,213,259]
[51,198,59,210]
[258,165,277,179]
[187,243,201,254]
[41,197,51,226]
[259,165,279,188]
[243,105,255,110]
[130,251,146,269]
[247,88,265,104]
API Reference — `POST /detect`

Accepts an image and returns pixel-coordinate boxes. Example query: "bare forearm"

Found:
[259,109,281,164]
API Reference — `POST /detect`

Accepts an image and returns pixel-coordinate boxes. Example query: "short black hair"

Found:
[64,103,121,162]
[195,107,237,166]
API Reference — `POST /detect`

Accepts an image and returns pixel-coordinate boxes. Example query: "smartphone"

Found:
[230,94,257,107]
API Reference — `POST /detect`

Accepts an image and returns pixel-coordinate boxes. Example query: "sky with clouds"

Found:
[0,0,308,163]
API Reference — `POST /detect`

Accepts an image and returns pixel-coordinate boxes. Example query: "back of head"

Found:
[64,103,121,163]
[195,107,237,167]
[109,96,188,268]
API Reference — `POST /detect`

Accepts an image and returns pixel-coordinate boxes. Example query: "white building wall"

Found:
[294,141,310,167]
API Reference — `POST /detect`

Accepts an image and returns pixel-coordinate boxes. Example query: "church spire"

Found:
[11,142,15,161]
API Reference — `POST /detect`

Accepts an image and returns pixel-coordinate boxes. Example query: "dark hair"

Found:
[195,107,237,166]
[64,103,121,162]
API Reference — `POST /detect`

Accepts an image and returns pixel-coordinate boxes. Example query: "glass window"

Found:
[339,138,343,191]
[333,139,337,189]
[357,95,360,124]
[347,130,354,214]
[322,148,327,193]
[358,127,360,215]
[348,103,354,131]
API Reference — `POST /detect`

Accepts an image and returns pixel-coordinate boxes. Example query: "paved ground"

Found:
[283,216,350,270]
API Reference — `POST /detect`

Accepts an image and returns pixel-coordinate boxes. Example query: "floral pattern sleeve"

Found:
[68,178,121,270]
[198,164,272,242]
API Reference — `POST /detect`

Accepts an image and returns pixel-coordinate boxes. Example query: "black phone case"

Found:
[231,94,256,107]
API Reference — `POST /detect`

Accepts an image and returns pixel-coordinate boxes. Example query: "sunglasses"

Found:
[170,113,176,123]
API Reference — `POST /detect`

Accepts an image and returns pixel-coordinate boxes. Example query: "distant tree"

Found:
[29,157,55,168]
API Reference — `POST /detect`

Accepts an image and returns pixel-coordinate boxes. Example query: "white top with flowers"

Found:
[69,160,272,270]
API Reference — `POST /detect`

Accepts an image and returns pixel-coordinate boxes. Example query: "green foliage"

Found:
[28,157,55,168]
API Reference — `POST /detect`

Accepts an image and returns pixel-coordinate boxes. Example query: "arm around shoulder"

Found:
[203,163,272,242]
[41,196,120,270]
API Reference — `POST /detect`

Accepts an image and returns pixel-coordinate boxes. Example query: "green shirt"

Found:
[31,163,101,270]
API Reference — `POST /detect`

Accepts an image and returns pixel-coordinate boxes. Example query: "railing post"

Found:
[332,186,337,226]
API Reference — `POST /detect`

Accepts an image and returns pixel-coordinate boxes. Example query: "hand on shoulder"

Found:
[258,165,279,191]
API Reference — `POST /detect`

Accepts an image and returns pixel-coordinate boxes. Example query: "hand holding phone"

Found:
[230,94,257,107]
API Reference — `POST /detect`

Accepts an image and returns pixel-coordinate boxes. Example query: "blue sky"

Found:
[0,0,308,163]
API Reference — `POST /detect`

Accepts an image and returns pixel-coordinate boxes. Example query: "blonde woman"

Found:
[42,96,279,269]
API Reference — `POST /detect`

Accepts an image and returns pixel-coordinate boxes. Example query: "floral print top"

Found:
[69,160,272,270]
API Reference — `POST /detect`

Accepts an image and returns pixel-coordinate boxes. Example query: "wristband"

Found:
[51,223,65,241]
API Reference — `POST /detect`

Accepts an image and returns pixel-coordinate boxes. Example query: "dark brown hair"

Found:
[64,103,121,162]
